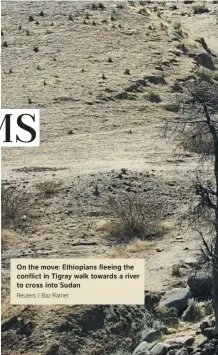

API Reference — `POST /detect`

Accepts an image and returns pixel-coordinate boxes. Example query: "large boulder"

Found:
[195,53,216,70]
[159,288,192,313]
[188,271,212,300]
[150,343,167,355]
[141,329,162,343]
[132,341,151,355]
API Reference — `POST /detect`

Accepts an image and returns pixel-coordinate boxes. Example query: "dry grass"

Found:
[159,219,176,232]
[106,239,154,258]
[1,229,24,249]
[34,180,62,197]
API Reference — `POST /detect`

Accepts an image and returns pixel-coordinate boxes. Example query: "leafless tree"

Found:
[167,80,218,334]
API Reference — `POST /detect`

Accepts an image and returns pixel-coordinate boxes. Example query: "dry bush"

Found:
[35,180,62,197]
[193,3,209,14]
[181,129,213,156]
[155,305,179,327]
[1,230,24,250]
[1,186,31,228]
[172,81,218,156]
[145,90,161,103]
[106,192,164,243]
[195,67,216,83]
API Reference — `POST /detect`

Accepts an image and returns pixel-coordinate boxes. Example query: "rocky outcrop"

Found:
[159,288,192,313]
[194,53,216,70]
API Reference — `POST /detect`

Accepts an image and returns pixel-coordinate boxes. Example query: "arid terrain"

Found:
[1,1,218,354]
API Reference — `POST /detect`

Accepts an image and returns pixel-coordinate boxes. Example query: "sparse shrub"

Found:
[28,98,32,104]
[68,14,73,21]
[184,299,203,322]
[29,15,34,22]
[173,20,181,30]
[1,29,4,36]
[2,41,8,48]
[33,46,39,52]
[116,3,125,9]
[121,168,128,175]
[146,90,161,103]
[171,81,183,93]
[106,192,164,243]
[35,20,39,25]
[45,29,52,35]
[193,3,209,14]
[39,11,44,16]
[98,2,105,10]
[172,29,183,41]
[203,300,214,315]
[124,69,131,75]
[91,3,98,10]
[26,29,29,36]
[155,305,179,326]
[172,263,182,277]
[35,180,62,197]
[93,184,100,196]
[164,103,180,113]
[1,186,31,228]
[181,128,213,155]
[102,74,106,80]
[18,25,22,30]
[108,57,113,63]
[196,67,215,83]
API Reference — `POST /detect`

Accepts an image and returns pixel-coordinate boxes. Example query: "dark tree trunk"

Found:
[212,241,218,335]
[213,139,218,335]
